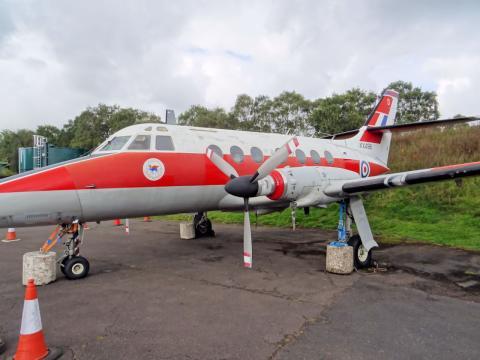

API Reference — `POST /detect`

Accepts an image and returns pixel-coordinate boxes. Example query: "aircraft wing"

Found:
[325,161,480,197]
[323,116,479,140]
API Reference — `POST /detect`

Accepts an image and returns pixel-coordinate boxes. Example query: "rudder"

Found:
[347,89,399,165]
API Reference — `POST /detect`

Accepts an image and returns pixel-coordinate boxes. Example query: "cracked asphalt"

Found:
[0,220,479,359]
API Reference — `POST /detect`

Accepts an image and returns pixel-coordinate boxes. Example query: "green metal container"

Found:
[18,146,85,173]
[47,146,84,165]
[18,147,34,173]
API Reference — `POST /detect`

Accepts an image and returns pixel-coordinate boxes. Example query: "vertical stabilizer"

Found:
[346,89,399,165]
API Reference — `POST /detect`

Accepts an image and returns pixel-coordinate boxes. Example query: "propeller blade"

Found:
[243,198,252,269]
[206,148,239,179]
[250,137,299,182]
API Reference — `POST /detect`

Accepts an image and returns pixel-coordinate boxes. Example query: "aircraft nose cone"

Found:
[0,166,82,227]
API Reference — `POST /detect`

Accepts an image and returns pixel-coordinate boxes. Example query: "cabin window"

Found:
[144,126,152,131]
[128,135,151,150]
[295,149,306,164]
[324,150,334,165]
[311,150,321,164]
[157,126,168,132]
[230,145,244,163]
[250,147,263,163]
[100,136,131,151]
[207,144,223,157]
[155,135,175,151]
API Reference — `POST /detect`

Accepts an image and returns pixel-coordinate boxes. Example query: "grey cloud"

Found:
[0,0,479,130]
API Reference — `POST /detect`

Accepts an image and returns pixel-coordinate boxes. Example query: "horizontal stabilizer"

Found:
[324,116,479,140]
[368,116,479,133]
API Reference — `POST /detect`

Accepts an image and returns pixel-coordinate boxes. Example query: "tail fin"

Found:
[347,89,399,165]
[364,89,399,128]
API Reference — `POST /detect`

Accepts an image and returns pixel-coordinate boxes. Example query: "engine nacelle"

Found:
[257,167,325,203]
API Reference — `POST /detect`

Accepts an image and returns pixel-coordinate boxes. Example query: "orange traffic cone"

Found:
[15,279,49,360]
[113,219,122,226]
[2,227,20,242]
[143,216,152,222]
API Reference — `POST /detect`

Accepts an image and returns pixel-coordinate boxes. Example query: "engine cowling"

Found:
[257,167,325,203]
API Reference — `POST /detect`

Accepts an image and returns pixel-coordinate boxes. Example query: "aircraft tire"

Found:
[195,219,214,238]
[64,256,90,280]
[60,257,68,275]
[348,235,372,269]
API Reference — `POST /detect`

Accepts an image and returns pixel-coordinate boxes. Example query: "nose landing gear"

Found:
[41,221,90,280]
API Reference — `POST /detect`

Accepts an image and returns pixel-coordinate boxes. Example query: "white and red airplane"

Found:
[0,89,479,279]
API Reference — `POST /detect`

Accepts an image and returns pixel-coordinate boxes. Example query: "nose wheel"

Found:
[61,256,90,279]
[41,221,91,280]
[59,223,90,280]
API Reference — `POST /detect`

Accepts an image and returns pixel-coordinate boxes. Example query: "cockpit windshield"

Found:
[128,135,151,150]
[99,136,131,151]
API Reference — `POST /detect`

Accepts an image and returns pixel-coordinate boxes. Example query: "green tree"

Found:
[35,125,62,144]
[0,129,34,172]
[230,94,275,132]
[67,104,161,150]
[385,81,440,124]
[178,105,235,129]
[270,91,313,136]
[251,95,275,132]
[308,88,376,135]
[230,94,255,131]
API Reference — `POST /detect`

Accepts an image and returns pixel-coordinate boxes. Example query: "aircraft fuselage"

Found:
[0,123,389,228]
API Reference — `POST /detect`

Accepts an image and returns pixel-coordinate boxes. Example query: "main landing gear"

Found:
[337,200,373,269]
[193,212,215,238]
[348,235,372,268]
[41,221,90,280]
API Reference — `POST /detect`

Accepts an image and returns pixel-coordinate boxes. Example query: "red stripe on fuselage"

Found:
[0,152,389,193]
[0,166,76,193]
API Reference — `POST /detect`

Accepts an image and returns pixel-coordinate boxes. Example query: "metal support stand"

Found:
[290,202,297,231]
[337,200,347,242]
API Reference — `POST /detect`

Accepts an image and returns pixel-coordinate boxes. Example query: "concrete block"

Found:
[326,244,353,274]
[23,251,57,286]
[180,222,195,239]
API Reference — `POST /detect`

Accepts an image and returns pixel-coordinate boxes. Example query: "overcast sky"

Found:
[0,0,478,130]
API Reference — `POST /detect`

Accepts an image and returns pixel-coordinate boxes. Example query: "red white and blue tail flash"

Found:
[365,89,399,127]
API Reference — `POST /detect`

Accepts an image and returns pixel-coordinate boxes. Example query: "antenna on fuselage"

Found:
[165,109,176,125]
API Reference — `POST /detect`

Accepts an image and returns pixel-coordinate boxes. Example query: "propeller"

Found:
[206,137,299,268]
[206,148,239,179]
[243,198,252,268]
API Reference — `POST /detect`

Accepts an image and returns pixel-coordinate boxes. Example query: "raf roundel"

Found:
[360,160,370,178]
[143,158,165,181]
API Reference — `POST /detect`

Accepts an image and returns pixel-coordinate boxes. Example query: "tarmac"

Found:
[0,219,479,360]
